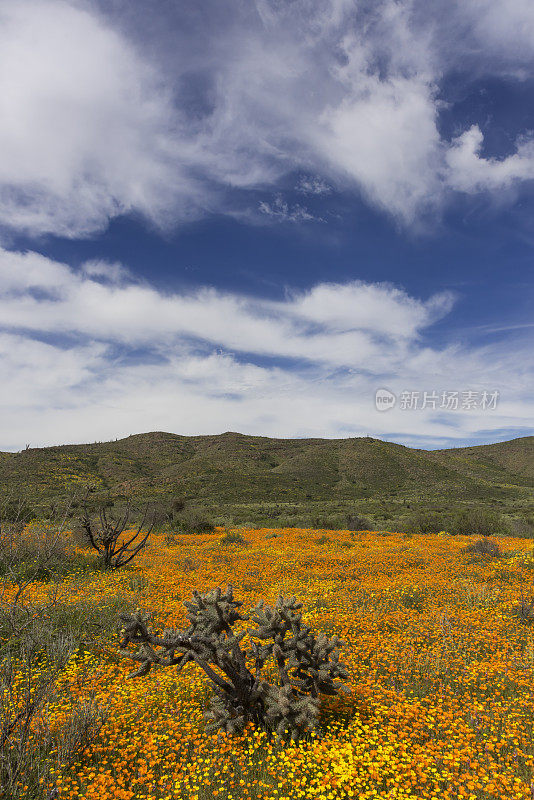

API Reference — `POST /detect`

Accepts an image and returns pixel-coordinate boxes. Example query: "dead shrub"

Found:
[179,557,198,572]
[0,625,105,800]
[517,589,534,625]
[0,524,75,582]
[463,538,503,558]
[346,514,372,531]
[81,502,155,570]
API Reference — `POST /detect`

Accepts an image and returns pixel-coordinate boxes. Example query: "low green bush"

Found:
[220,530,246,545]
[398,586,428,611]
[509,517,534,538]
[0,523,88,582]
[174,510,216,535]
[449,507,509,537]
[400,506,509,537]
[401,510,447,535]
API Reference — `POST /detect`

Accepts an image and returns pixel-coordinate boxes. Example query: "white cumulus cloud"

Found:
[446,126,534,193]
[0,247,532,450]
[0,0,193,237]
[0,0,534,237]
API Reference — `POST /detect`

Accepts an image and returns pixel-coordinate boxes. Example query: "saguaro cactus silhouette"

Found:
[119,585,349,742]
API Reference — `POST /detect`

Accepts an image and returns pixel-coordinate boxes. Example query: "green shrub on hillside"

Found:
[401,506,509,537]
[174,509,216,535]
[448,507,509,537]
[508,516,534,539]
[402,510,448,535]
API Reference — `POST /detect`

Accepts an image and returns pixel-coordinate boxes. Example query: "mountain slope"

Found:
[0,432,532,508]
[433,437,534,482]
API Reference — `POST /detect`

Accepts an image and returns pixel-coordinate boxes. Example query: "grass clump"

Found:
[220,530,247,545]
[397,585,428,611]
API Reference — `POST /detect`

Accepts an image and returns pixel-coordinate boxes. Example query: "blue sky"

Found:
[0,0,533,451]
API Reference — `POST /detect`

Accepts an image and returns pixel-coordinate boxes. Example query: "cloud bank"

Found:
[0,247,531,450]
[1,0,534,237]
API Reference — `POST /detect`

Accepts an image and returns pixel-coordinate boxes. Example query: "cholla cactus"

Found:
[119,585,349,742]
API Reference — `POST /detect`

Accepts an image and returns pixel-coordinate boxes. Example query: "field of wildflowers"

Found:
[4,526,534,800]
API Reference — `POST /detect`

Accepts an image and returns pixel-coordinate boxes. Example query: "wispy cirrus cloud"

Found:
[456,0,534,66]
[0,246,531,450]
[295,177,332,196]
[258,196,322,223]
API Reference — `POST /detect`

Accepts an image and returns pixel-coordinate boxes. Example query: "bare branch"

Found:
[80,502,154,570]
